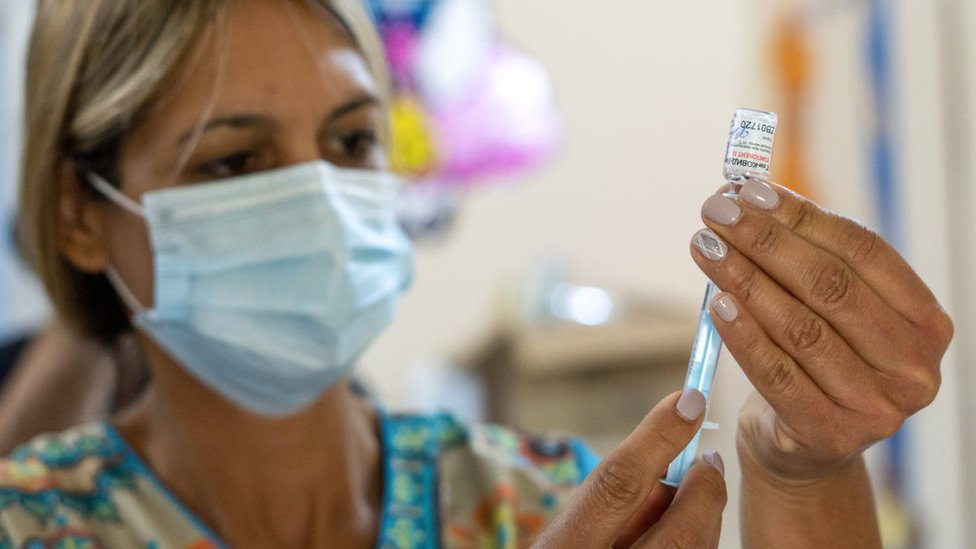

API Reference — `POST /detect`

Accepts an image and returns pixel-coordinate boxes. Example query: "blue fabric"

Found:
[570,437,602,479]
[377,409,446,549]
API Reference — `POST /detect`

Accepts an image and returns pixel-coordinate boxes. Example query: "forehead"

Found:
[138,0,377,137]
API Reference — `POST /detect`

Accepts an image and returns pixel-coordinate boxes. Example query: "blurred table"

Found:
[468,300,697,454]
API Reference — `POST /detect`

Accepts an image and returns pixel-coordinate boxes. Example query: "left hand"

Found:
[691,179,953,482]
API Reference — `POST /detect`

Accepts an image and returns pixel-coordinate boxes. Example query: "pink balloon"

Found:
[382,23,420,87]
[429,45,561,185]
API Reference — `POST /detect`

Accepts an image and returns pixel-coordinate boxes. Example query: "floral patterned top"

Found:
[0,410,600,548]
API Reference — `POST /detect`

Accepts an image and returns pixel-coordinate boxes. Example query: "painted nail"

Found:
[702,449,725,476]
[711,293,738,322]
[693,229,727,261]
[702,195,742,225]
[740,179,780,210]
[676,389,706,421]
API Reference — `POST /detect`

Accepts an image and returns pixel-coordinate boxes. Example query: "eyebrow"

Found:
[176,94,382,146]
[326,94,380,123]
[177,114,273,146]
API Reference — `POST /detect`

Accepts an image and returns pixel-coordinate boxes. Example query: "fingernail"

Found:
[693,229,727,261]
[740,179,780,210]
[702,195,741,225]
[676,389,706,421]
[711,293,738,322]
[702,449,725,476]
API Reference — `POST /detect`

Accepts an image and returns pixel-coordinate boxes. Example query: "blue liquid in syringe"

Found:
[662,281,724,486]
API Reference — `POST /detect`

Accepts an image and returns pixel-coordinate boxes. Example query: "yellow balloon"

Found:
[390,95,438,177]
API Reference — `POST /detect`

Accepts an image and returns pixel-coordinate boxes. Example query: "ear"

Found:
[57,161,110,273]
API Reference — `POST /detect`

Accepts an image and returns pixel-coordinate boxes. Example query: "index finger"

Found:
[536,390,706,548]
[738,179,945,326]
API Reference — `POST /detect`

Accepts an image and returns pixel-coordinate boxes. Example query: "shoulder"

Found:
[0,423,217,548]
[385,411,601,548]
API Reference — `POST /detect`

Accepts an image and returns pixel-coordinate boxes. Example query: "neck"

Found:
[114,338,383,548]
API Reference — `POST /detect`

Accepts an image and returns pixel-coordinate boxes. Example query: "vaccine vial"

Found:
[723,109,778,189]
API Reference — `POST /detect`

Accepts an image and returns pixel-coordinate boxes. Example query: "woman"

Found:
[4,0,951,547]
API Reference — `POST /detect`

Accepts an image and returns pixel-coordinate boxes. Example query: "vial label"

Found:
[723,109,778,182]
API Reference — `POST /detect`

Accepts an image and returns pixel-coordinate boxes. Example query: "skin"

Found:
[52,0,953,547]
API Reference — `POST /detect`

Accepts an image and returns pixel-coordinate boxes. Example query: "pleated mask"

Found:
[89,161,414,416]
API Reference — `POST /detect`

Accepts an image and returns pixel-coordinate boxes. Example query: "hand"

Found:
[534,390,727,548]
[692,179,953,482]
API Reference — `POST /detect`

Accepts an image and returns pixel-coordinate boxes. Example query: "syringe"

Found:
[662,108,778,487]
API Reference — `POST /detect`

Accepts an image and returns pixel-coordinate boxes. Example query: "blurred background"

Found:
[1,0,973,547]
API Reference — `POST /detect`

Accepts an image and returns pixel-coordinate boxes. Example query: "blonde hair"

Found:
[18,0,390,344]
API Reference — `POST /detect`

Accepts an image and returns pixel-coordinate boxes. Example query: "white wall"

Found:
[907,0,975,547]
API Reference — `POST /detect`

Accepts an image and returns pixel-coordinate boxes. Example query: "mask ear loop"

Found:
[87,172,145,217]
[85,172,149,315]
[104,266,147,315]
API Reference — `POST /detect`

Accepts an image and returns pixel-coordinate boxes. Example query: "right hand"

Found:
[534,390,727,548]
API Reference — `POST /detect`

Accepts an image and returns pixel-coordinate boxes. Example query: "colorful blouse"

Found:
[0,411,600,548]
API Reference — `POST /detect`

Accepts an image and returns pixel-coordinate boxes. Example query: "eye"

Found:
[325,129,381,165]
[342,130,379,157]
[195,150,263,179]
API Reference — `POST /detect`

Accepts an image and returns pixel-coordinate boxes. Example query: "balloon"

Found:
[390,94,439,176]
[367,0,435,29]
[430,45,560,184]
[367,0,562,236]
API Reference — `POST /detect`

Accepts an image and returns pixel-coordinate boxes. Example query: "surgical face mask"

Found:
[88,161,414,416]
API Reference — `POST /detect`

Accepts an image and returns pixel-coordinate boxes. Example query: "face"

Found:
[73,0,387,309]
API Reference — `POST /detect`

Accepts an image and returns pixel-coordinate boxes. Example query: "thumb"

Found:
[534,389,706,548]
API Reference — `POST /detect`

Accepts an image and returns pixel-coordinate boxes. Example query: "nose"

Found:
[278,135,323,168]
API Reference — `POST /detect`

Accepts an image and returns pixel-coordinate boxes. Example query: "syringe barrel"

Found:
[663,282,723,487]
